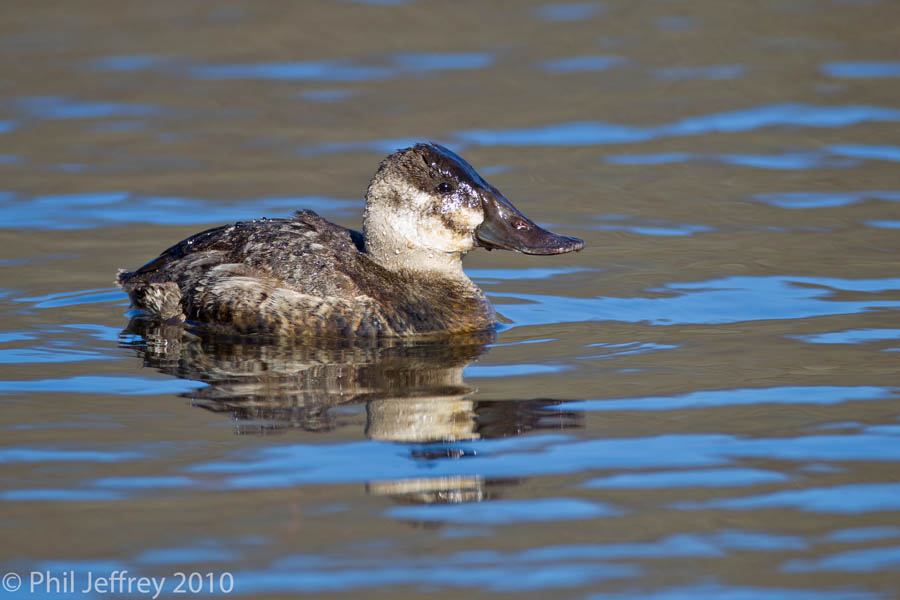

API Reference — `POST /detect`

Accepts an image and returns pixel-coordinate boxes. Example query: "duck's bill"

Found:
[474,192,585,255]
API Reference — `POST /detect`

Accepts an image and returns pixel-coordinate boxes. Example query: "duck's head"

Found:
[363,143,584,275]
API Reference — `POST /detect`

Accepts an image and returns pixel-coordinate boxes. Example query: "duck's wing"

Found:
[120,210,360,280]
[117,210,387,333]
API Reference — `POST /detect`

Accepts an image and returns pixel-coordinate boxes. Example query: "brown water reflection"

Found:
[121,318,581,504]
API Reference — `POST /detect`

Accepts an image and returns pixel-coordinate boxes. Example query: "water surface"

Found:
[1,1,899,598]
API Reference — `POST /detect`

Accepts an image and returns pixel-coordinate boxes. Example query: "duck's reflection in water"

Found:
[121,317,582,504]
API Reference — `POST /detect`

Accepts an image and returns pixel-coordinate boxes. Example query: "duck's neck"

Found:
[366,238,474,285]
[366,238,469,280]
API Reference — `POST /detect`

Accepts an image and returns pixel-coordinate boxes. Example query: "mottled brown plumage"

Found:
[117,143,583,338]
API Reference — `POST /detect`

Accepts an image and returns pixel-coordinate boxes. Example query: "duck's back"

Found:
[118,210,494,337]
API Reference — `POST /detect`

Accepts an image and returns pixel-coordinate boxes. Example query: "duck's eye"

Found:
[436,182,454,194]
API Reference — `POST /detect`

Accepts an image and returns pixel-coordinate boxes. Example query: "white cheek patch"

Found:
[445,203,483,229]
[379,183,484,254]
[409,188,482,253]
[417,220,475,253]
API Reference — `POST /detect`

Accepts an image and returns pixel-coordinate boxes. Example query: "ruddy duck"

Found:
[117,143,584,337]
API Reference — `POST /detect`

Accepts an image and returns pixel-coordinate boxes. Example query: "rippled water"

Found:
[2,1,899,598]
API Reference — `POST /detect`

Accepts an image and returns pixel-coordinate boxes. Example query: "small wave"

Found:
[492,275,900,328]
[821,61,900,78]
[753,190,900,209]
[0,192,359,230]
[457,104,900,147]
[676,482,900,514]
[534,3,604,22]
[539,55,627,73]
[0,375,205,395]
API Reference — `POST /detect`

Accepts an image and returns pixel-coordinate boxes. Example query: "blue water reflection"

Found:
[454,536,721,560]
[584,468,788,489]
[785,546,900,573]
[219,530,885,595]
[464,363,571,377]
[534,2,604,22]
[827,144,900,162]
[394,53,493,71]
[295,104,900,157]
[589,216,711,236]
[0,332,36,343]
[654,65,745,80]
[8,319,140,356]
[297,137,430,156]
[0,346,118,364]
[589,584,878,600]
[0,375,204,395]
[752,190,900,209]
[604,152,692,165]
[539,56,626,73]
[460,121,653,146]
[469,267,596,281]
[189,53,492,82]
[458,104,900,147]
[90,476,194,489]
[233,560,636,594]
[17,96,158,120]
[14,289,126,309]
[606,151,856,170]
[0,448,141,463]
[678,483,900,514]
[492,276,900,328]
[89,51,494,82]
[822,62,900,78]
[89,55,163,72]
[187,423,900,492]
[581,341,676,359]
[0,489,124,501]
[387,497,619,524]
[561,386,895,411]
[827,527,900,543]
[792,329,900,345]
[137,547,239,564]
[0,193,359,229]
[867,220,900,229]
[190,61,393,82]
